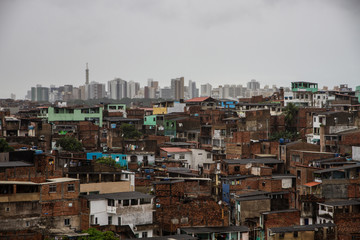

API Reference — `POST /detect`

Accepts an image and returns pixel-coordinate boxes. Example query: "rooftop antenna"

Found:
[85,63,89,85]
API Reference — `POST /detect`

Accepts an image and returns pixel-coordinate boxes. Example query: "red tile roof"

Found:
[185,97,211,103]
[160,147,191,153]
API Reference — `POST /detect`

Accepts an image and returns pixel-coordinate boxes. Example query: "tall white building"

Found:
[84,191,154,238]
[127,81,140,99]
[188,80,199,99]
[201,83,212,97]
[108,78,127,100]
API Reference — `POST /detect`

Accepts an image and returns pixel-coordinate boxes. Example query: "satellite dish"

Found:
[245,163,252,169]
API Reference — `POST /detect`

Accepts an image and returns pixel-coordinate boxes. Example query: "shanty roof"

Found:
[140,234,197,240]
[0,161,33,168]
[320,200,360,207]
[181,226,249,234]
[83,191,153,201]
[160,147,191,153]
[185,97,213,103]
[223,158,283,164]
[270,223,335,233]
[314,163,360,174]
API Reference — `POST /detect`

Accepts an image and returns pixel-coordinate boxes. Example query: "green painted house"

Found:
[164,119,176,137]
[291,82,318,93]
[44,106,103,126]
[356,86,360,103]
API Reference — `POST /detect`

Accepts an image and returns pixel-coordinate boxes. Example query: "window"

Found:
[293,231,298,238]
[95,217,98,224]
[142,232,148,238]
[131,199,138,205]
[5,207,10,212]
[108,199,115,206]
[279,233,285,238]
[123,199,129,206]
[49,185,56,193]
[140,198,151,204]
[118,200,122,205]
[234,166,240,172]
[179,154,185,159]
[108,216,112,225]
[26,221,30,227]
[67,184,75,192]
[207,153,211,159]
[64,218,70,226]
[118,217,121,226]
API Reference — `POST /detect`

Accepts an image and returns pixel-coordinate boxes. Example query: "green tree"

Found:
[0,138,14,152]
[56,136,83,152]
[96,156,124,169]
[283,103,299,132]
[80,228,117,240]
[269,130,299,141]
[120,123,142,139]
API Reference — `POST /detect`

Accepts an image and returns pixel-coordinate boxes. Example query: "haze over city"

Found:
[0,0,359,99]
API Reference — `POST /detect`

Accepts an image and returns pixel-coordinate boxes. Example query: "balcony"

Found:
[107,206,117,214]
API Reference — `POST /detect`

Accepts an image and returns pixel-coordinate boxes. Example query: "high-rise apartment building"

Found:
[188,80,199,99]
[171,77,184,101]
[201,83,212,97]
[108,78,127,100]
[86,81,106,100]
[247,79,260,91]
[160,87,172,99]
[127,81,140,99]
[31,85,49,102]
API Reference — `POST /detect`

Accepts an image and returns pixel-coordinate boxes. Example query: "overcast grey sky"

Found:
[0,0,359,99]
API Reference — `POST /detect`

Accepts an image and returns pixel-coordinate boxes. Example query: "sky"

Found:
[0,0,359,99]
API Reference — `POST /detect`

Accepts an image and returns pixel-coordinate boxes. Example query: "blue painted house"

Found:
[86,152,128,168]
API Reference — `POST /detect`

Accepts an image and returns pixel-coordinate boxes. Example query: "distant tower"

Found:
[85,63,89,85]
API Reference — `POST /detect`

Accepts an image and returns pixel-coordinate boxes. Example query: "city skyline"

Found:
[1,0,359,99]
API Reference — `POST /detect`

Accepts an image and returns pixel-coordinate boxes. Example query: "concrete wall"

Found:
[239,199,271,223]
[190,149,213,171]
[80,181,132,194]
[353,146,360,161]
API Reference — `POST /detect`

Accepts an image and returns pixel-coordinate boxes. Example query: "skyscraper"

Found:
[188,80,199,99]
[247,79,260,91]
[108,78,127,100]
[127,81,140,99]
[31,85,49,102]
[86,81,106,99]
[171,77,184,101]
[201,83,212,97]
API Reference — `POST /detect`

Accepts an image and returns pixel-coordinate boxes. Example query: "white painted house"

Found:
[84,191,155,238]
[189,149,213,171]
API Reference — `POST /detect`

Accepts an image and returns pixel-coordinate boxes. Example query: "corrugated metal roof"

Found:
[83,191,153,200]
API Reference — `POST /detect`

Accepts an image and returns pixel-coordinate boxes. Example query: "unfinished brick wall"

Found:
[154,181,185,206]
[257,178,283,192]
[40,180,79,201]
[41,199,80,217]
[264,210,300,240]
[334,212,360,240]
[156,198,229,234]
[80,197,90,230]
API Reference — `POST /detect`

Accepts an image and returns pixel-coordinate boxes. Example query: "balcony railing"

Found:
[107,206,117,214]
